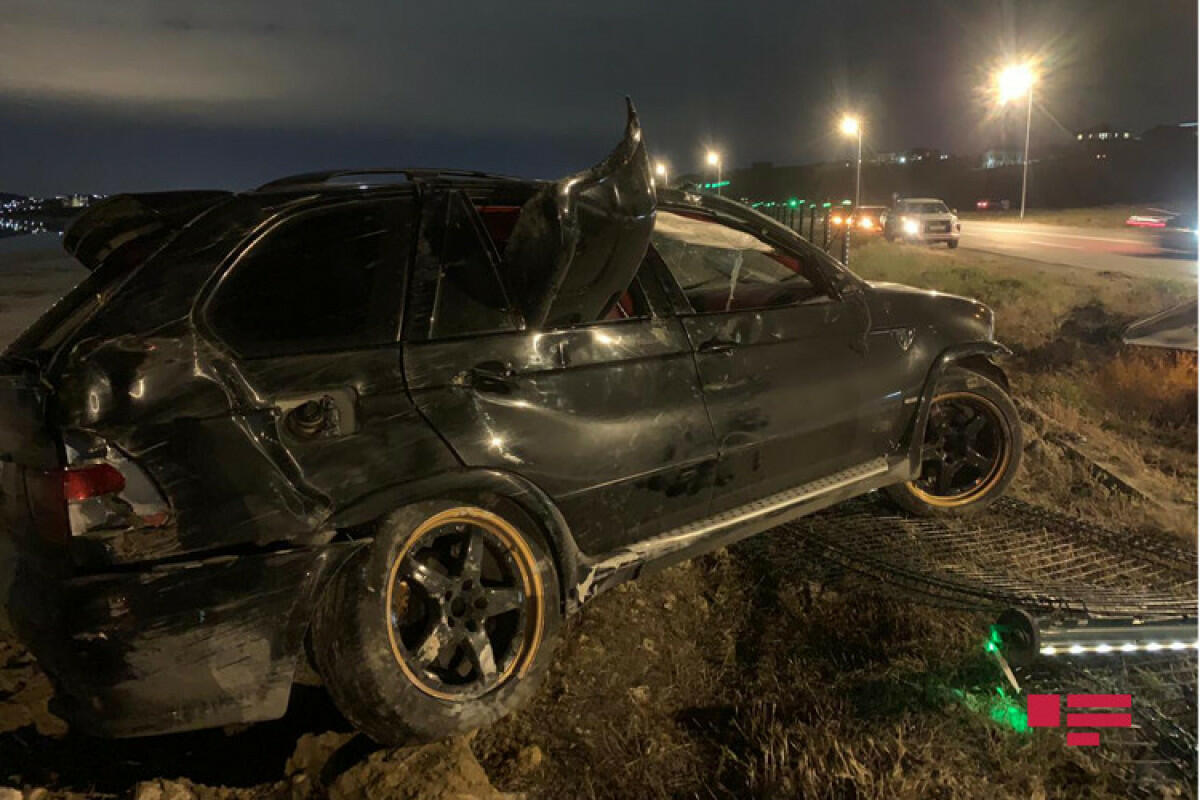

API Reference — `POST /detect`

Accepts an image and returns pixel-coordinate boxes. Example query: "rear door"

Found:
[200,197,461,513]
[403,191,717,555]
[651,209,879,513]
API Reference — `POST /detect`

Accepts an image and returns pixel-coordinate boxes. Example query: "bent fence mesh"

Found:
[772,495,1197,789]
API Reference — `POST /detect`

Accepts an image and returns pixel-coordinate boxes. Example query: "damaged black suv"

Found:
[0,104,1020,744]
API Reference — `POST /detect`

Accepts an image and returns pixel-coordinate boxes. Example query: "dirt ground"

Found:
[0,238,1195,799]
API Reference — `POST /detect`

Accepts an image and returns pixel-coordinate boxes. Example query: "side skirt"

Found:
[570,456,909,609]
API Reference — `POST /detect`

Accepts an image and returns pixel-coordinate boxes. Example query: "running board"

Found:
[572,457,895,608]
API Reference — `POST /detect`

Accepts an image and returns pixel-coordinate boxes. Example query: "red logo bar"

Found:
[1066,713,1133,728]
[1067,694,1131,708]
[1066,732,1101,747]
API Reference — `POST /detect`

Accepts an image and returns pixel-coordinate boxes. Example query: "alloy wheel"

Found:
[384,509,544,701]
[907,392,1010,507]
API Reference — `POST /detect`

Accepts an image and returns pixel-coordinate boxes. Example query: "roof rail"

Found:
[255,167,527,191]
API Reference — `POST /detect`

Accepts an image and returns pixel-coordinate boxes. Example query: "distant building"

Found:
[1074,124,1136,156]
[873,148,949,165]
[981,149,1022,169]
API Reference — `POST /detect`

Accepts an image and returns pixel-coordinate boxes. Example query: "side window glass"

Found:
[652,211,824,313]
[472,201,653,328]
[429,194,517,339]
[207,201,406,357]
[598,268,653,322]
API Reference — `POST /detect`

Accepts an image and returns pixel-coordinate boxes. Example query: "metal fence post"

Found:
[808,205,816,241]
[841,210,851,264]
[821,206,830,251]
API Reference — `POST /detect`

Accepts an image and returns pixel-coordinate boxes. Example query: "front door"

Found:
[650,209,878,513]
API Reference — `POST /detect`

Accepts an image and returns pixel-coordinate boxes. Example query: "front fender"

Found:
[905,342,1012,476]
[331,468,581,614]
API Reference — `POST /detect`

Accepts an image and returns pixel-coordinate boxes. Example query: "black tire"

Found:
[311,499,562,745]
[885,366,1021,516]
[947,239,959,249]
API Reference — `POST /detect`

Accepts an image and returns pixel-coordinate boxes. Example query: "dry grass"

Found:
[1097,349,1198,427]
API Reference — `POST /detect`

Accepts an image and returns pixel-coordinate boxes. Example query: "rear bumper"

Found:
[8,541,363,737]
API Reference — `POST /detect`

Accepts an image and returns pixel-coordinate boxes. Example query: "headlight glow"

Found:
[902,218,920,235]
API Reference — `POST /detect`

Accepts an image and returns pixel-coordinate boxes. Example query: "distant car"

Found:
[1155,213,1199,257]
[975,199,1011,211]
[1,105,1019,746]
[831,205,887,235]
[882,198,961,247]
[1126,209,1198,257]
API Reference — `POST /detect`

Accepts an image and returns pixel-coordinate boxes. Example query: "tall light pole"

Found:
[706,150,722,195]
[996,62,1037,219]
[840,115,862,209]
[654,160,669,188]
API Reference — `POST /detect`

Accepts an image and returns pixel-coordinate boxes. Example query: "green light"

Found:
[700,180,731,189]
[788,198,798,208]
[953,685,1030,735]
[988,696,1029,734]
[822,202,832,208]
[841,199,852,205]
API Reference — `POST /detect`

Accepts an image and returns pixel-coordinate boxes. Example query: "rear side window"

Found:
[431,193,515,339]
[207,201,408,357]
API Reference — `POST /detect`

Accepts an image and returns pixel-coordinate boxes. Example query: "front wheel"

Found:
[947,239,959,249]
[311,500,562,745]
[885,366,1021,516]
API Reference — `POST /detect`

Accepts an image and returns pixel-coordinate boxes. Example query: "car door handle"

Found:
[698,338,737,354]
[455,361,517,393]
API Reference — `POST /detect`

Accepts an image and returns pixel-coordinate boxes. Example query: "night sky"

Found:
[1,0,1195,195]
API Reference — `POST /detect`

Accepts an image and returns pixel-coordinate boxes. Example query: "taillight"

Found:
[63,464,126,502]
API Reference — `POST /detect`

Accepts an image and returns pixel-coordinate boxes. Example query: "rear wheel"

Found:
[312,500,561,744]
[885,367,1021,515]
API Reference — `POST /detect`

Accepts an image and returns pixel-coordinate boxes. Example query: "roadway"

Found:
[957,220,1197,281]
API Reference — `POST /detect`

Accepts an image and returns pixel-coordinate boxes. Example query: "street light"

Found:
[995,61,1037,219]
[654,161,669,187]
[706,150,722,195]
[840,115,863,210]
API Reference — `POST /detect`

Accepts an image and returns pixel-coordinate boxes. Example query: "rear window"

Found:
[206,200,409,358]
